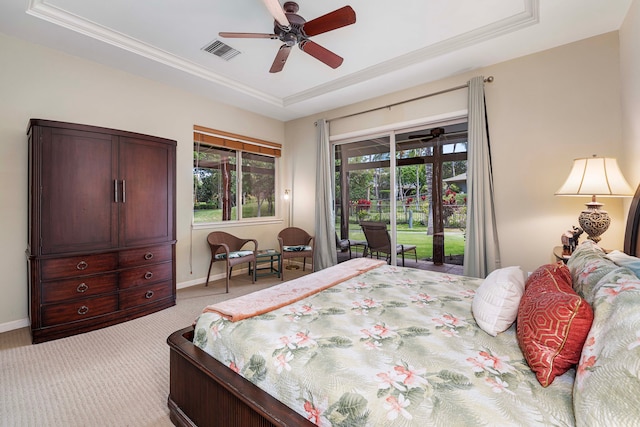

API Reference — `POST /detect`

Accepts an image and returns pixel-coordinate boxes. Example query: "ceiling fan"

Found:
[408,128,448,141]
[219,0,356,73]
[399,127,469,152]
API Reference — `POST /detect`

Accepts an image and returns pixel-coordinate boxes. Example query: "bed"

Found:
[168,186,640,427]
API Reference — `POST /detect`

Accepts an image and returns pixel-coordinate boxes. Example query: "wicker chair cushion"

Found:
[283,245,312,252]
[214,250,255,260]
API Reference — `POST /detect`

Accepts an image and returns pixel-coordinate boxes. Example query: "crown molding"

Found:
[284,0,539,106]
[26,0,538,111]
[26,0,284,108]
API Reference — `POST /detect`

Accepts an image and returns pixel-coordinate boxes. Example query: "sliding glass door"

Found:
[335,135,392,256]
[334,121,467,266]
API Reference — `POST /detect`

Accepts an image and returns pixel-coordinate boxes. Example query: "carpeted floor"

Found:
[0,268,309,427]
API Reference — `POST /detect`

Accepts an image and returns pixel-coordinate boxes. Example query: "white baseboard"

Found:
[177,266,256,290]
[0,318,29,334]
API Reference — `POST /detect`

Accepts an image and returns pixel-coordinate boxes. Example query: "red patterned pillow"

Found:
[516,263,594,387]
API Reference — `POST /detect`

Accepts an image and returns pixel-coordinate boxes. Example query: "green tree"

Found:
[347,170,373,201]
[194,168,215,206]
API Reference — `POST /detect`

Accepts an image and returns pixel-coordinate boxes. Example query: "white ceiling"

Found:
[0,0,632,121]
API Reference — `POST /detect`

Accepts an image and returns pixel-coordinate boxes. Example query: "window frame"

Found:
[193,126,282,229]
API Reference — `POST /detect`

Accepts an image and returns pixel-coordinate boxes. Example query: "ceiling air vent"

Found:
[202,39,241,61]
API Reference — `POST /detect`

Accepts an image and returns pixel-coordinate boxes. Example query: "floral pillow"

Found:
[516,263,594,387]
[574,268,640,424]
[567,240,618,304]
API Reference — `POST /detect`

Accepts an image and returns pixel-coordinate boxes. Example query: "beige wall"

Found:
[620,0,640,187]
[0,33,286,330]
[2,0,640,331]
[286,31,630,276]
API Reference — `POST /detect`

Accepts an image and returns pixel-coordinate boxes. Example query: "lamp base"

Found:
[578,201,610,243]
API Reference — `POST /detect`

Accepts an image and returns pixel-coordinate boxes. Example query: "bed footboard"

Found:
[167,326,314,427]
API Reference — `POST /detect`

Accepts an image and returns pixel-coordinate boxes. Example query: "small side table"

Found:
[553,246,572,264]
[251,249,281,279]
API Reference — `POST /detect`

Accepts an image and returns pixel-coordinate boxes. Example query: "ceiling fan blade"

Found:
[270,45,292,73]
[218,32,277,39]
[261,0,290,27]
[302,6,356,37]
[299,40,343,69]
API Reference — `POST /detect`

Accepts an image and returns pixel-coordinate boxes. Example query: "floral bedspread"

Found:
[193,264,575,426]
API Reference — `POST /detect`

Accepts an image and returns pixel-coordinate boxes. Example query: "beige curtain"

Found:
[463,76,501,278]
[314,118,337,270]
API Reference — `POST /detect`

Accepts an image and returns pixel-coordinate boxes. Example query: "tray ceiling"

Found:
[0,0,632,120]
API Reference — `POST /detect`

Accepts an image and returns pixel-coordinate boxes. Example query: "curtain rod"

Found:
[326,76,494,124]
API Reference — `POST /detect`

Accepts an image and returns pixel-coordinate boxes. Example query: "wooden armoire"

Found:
[26,119,177,343]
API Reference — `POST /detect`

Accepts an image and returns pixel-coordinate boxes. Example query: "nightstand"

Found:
[553,246,572,264]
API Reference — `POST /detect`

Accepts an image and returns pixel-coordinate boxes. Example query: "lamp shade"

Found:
[556,156,633,243]
[555,156,634,197]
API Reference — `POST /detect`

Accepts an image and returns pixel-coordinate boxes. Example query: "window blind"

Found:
[193,125,281,157]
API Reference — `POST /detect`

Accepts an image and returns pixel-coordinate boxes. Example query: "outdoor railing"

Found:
[343,203,467,230]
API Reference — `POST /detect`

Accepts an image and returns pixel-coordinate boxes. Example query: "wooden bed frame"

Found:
[167,185,640,427]
[167,326,314,427]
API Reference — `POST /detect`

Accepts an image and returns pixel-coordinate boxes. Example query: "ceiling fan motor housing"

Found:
[274,2,306,46]
[219,0,355,72]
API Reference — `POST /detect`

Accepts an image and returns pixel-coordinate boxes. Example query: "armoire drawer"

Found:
[41,273,118,304]
[119,245,172,268]
[42,295,118,326]
[119,281,173,310]
[41,253,118,281]
[119,262,172,289]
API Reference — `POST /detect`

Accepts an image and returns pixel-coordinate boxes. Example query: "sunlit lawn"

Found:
[344,225,465,260]
[193,204,269,222]
[193,208,464,260]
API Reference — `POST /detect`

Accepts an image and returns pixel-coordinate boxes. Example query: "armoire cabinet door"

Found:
[40,127,119,255]
[118,137,175,247]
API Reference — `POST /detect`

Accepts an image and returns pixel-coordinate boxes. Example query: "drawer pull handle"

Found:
[144,271,153,280]
[76,261,88,270]
[144,252,154,260]
[76,283,89,293]
[77,305,89,315]
[145,290,154,299]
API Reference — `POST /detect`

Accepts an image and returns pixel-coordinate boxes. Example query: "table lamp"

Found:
[555,155,634,243]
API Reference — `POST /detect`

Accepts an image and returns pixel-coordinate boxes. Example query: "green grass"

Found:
[193,208,465,261]
[193,203,273,223]
[345,226,465,260]
[193,209,226,223]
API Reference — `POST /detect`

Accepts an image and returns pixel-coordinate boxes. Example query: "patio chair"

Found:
[360,221,417,266]
[278,227,314,281]
[336,232,367,259]
[206,231,257,293]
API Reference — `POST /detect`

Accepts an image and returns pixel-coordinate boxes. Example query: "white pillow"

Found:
[472,266,525,336]
[605,250,640,278]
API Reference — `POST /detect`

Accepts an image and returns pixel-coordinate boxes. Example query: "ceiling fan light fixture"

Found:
[283,33,297,47]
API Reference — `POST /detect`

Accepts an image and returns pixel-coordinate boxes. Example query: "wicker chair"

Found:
[360,221,417,266]
[278,227,314,281]
[206,231,258,293]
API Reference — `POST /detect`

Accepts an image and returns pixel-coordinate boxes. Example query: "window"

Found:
[193,126,281,224]
[334,121,467,265]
